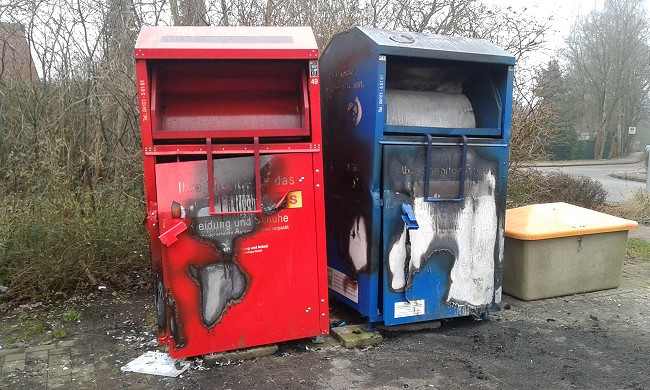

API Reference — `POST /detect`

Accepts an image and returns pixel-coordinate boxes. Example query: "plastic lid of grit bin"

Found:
[505,202,638,241]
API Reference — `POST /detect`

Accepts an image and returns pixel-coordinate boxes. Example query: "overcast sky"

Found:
[491,0,606,36]
[481,0,650,65]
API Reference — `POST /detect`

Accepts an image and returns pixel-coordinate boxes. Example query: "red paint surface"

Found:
[134,26,318,60]
[135,26,328,358]
[156,155,323,357]
[149,60,311,140]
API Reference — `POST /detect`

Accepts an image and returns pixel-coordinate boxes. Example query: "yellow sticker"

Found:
[285,191,302,208]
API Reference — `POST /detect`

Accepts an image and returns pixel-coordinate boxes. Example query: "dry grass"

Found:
[610,190,650,224]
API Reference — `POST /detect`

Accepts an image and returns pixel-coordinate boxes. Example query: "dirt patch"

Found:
[1,255,648,389]
[0,290,156,351]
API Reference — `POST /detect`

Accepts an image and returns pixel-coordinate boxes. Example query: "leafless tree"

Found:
[0,0,558,297]
[361,0,477,35]
[0,0,556,194]
[171,0,209,25]
[564,0,650,159]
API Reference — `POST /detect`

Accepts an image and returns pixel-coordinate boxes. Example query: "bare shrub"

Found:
[0,0,553,303]
[507,170,608,211]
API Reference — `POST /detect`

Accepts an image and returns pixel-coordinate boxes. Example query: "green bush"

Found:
[0,188,150,302]
[0,74,147,304]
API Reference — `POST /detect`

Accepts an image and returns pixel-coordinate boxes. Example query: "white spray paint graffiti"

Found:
[348,216,369,273]
[447,173,497,306]
[387,172,497,307]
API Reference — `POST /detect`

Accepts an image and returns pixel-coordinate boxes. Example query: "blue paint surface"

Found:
[321,27,514,325]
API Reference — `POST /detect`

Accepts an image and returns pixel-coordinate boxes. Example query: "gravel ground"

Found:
[1,230,649,389]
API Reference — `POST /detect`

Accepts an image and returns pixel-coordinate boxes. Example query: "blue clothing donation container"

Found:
[321,27,515,326]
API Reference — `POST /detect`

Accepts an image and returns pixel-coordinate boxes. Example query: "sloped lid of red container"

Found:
[505,202,638,241]
[135,26,318,59]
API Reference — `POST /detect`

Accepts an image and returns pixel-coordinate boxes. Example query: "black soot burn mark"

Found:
[188,262,248,329]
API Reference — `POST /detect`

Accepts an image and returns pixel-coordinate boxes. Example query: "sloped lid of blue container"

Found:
[356,27,515,65]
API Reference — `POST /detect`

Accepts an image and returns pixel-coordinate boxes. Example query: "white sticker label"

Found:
[328,267,358,303]
[394,300,425,318]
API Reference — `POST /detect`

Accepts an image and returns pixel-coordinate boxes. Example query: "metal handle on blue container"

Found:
[423,134,467,202]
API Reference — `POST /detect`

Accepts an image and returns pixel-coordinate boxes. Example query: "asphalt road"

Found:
[534,160,647,203]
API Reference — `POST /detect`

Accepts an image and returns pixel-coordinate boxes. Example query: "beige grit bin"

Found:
[503,202,638,301]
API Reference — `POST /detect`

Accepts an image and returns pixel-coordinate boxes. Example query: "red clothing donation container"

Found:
[134,26,329,358]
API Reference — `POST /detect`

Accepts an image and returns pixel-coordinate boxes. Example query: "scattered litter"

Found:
[19,302,43,311]
[120,351,190,377]
[191,357,209,371]
[0,285,8,293]
[98,285,108,291]
[215,359,244,367]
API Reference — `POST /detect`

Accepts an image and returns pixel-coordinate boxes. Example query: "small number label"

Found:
[310,78,319,85]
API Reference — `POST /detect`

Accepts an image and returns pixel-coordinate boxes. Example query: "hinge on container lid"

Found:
[374,195,384,209]
[144,209,158,227]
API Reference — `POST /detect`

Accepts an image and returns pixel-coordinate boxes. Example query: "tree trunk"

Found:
[594,127,607,159]
[169,0,181,26]
[220,0,229,26]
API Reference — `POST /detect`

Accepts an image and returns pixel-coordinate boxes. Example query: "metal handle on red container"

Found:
[206,137,263,215]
